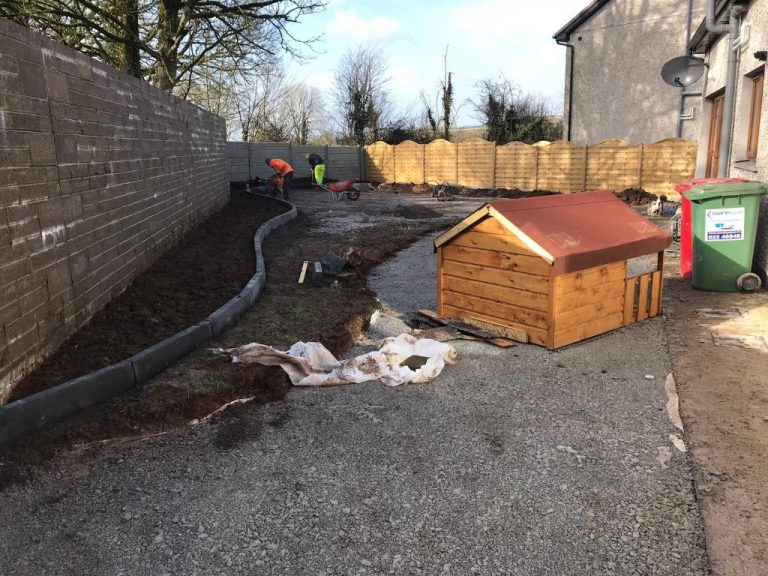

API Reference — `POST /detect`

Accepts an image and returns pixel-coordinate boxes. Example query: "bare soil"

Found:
[10,190,287,401]
[0,188,472,488]
[378,182,661,204]
[663,245,768,576]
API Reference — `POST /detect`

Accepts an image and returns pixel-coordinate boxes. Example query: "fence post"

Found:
[583,144,589,191]
[534,146,540,191]
[247,143,252,181]
[638,144,644,190]
[491,142,497,190]
[454,142,458,186]
[393,145,397,183]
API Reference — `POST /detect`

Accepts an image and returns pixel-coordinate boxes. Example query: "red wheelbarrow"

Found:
[316,178,361,201]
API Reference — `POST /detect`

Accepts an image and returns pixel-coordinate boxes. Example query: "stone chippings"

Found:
[0,235,708,575]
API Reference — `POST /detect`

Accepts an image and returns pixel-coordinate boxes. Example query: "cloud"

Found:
[326,10,402,43]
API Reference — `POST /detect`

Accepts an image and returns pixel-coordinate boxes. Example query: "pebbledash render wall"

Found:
[0,19,229,402]
[559,0,706,145]
[690,0,768,281]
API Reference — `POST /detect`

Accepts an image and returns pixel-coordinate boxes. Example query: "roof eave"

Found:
[687,0,736,54]
[553,0,612,43]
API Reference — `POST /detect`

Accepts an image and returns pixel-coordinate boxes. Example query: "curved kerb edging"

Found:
[0,194,297,446]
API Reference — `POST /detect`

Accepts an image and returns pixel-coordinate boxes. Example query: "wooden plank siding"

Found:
[551,261,628,348]
[622,266,663,327]
[443,305,549,346]
[439,217,552,344]
[450,230,538,257]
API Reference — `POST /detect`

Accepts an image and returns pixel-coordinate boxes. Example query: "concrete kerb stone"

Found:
[130,321,214,384]
[0,195,298,445]
[0,361,136,445]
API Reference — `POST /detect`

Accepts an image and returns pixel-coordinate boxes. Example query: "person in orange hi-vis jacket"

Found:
[265,157,294,201]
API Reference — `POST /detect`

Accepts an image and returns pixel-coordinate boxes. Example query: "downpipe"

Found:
[706,1,746,176]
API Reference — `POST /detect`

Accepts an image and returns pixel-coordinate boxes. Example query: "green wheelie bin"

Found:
[684,181,768,292]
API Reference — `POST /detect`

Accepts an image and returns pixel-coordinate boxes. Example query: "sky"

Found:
[281,0,583,127]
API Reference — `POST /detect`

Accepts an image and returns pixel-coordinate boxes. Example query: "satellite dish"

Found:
[661,55,706,88]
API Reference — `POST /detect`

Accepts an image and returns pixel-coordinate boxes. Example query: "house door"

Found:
[705,95,724,177]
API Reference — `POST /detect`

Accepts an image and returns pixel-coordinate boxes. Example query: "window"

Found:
[747,70,764,160]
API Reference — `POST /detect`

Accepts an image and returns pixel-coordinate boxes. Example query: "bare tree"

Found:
[419,46,456,141]
[331,46,390,146]
[471,74,562,144]
[278,83,326,144]
[0,0,326,93]
[230,64,289,142]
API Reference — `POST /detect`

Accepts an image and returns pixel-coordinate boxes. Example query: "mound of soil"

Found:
[10,190,287,402]
[616,187,659,205]
[377,182,560,199]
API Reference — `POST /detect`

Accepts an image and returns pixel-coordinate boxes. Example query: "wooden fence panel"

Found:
[457,138,495,188]
[536,140,587,192]
[393,140,425,183]
[495,142,537,190]
[365,141,394,182]
[424,139,457,183]
[362,138,696,194]
[586,139,641,191]
[640,138,697,199]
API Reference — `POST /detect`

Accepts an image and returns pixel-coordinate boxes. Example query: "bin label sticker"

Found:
[705,207,744,241]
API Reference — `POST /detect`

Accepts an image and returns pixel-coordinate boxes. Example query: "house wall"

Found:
[0,19,229,402]
[437,217,551,347]
[564,0,706,145]
[695,0,767,179]
[694,0,768,280]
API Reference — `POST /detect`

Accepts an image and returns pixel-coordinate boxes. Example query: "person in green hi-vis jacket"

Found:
[305,152,325,185]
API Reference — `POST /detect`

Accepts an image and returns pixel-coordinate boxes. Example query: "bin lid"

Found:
[683,181,768,202]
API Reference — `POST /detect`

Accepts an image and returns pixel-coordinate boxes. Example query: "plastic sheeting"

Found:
[212,334,457,387]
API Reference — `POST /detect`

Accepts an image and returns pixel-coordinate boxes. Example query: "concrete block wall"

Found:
[0,18,229,403]
[226,142,363,182]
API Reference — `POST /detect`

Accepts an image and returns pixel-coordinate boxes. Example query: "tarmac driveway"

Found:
[0,197,708,575]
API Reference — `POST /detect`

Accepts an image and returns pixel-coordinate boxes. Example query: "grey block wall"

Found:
[0,18,229,403]
[227,142,364,182]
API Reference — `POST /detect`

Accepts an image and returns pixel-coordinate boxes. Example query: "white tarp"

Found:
[212,334,457,387]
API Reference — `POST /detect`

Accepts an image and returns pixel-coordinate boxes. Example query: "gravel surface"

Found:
[0,195,708,575]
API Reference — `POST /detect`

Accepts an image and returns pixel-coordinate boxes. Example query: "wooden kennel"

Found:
[433,190,672,349]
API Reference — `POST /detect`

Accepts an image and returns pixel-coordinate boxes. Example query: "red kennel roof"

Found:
[434,190,671,275]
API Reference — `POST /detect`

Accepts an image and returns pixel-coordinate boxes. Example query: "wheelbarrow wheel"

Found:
[347,190,360,201]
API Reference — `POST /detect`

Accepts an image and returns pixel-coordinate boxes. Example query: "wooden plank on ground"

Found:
[637,274,650,321]
[443,260,550,294]
[461,316,529,344]
[624,277,638,325]
[417,309,519,347]
[298,261,309,284]
[442,244,550,276]
[442,276,550,312]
